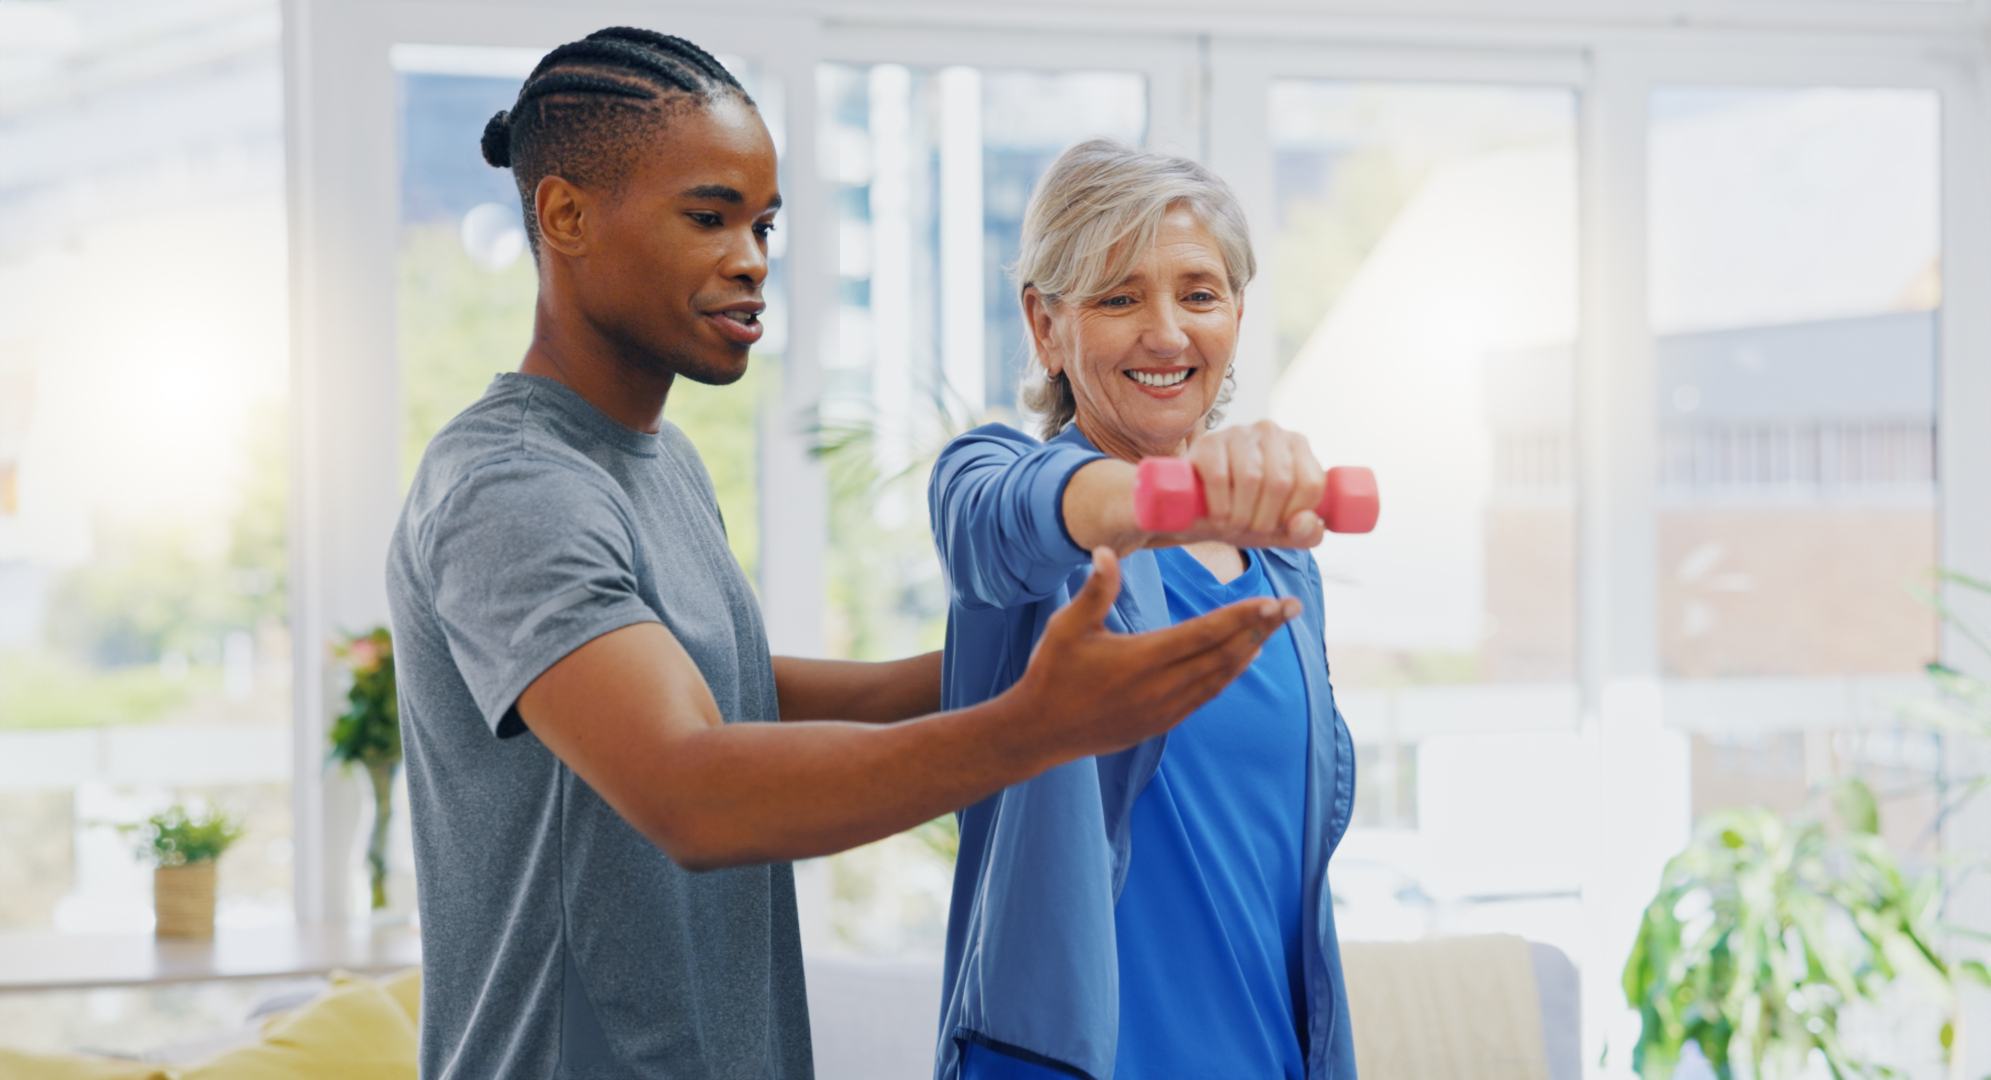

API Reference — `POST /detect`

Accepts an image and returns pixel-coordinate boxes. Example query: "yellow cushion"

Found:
[0,1049,174,1080]
[179,971,416,1080]
[377,967,421,1025]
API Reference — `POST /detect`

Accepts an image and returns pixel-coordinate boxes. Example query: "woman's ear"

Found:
[1022,287,1066,377]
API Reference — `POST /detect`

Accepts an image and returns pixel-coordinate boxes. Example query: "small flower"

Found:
[346,638,380,674]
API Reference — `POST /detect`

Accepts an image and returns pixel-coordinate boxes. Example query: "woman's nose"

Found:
[1140,302,1190,358]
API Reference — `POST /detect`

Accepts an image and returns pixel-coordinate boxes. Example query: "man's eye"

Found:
[690,212,722,226]
[755,222,776,238]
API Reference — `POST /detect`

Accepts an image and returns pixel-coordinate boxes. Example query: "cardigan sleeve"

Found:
[929,424,1105,611]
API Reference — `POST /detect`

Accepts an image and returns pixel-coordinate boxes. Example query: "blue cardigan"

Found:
[927,423,1360,1080]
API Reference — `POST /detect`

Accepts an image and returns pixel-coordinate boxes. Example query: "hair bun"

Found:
[480,110,513,168]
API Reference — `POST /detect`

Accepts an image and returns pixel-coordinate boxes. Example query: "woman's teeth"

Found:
[1127,369,1190,388]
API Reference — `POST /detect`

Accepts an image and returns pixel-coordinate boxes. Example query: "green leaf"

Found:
[1834,779,1880,836]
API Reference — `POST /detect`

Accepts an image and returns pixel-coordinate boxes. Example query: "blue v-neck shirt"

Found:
[962,547,1309,1080]
[1113,547,1310,1078]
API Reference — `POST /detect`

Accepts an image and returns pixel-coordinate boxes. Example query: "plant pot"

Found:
[154,862,217,939]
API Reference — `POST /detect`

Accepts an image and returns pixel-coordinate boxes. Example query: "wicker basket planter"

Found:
[154,861,218,939]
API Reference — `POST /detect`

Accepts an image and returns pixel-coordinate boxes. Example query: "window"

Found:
[0,0,294,933]
[812,60,1146,954]
[1267,79,1583,955]
[1648,86,1944,848]
[393,46,776,583]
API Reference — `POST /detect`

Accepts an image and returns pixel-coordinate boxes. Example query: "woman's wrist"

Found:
[1061,458,1150,555]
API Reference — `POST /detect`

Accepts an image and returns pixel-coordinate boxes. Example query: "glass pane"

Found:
[0,0,293,934]
[1649,86,1942,845]
[1268,82,1581,954]
[813,62,1144,955]
[395,49,778,583]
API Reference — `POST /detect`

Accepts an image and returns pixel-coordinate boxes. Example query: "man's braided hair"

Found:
[480,27,754,254]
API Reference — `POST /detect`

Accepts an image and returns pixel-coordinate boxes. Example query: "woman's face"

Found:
[1028,206,1242,460]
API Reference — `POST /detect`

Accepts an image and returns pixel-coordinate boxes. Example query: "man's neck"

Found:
[518,303,675,434]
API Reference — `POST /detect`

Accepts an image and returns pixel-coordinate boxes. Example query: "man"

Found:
[386,27,1298,1079]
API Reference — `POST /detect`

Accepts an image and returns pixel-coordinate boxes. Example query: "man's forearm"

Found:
[772,653,943,723]
[625,697,1041,870]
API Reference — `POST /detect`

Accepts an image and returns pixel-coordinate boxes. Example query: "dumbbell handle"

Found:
[1133,458,1380,534]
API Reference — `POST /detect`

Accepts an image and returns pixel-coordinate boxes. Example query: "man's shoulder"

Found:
[398,388,627,557]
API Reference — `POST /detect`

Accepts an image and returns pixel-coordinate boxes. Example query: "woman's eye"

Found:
[755,222,776,239]
[690,212,722,227]
[1101,296,1134,308]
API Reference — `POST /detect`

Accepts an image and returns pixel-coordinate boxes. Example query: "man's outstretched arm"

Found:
[771,653,942,724]
[519,549,1296,871]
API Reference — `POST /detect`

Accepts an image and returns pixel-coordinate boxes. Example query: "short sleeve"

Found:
[420,458,660,737]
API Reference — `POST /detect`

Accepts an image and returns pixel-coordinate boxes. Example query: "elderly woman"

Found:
[928,139,1359,1080]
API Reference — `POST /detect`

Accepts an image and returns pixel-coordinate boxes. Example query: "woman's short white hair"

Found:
[1014,137,1256,439]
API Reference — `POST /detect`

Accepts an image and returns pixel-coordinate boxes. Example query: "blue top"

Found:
[960,548,1309,1080]
[1115,547,1309,1078]
[928,423,1359,1080]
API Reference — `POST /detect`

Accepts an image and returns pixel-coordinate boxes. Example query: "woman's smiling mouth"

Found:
[1126,368,1192,388]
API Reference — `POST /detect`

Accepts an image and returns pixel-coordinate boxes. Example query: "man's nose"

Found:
[722,229,768,286]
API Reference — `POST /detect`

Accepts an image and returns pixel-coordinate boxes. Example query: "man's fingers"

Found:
[1139,596,1297,664]
[1141,632,1270,721]
[1053,547,1123,633]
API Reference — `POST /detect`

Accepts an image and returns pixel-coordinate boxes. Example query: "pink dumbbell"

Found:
[1133,458,1381,534]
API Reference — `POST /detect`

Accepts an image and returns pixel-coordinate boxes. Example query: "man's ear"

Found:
[1022,287,1066,377]
[535,175,589,257]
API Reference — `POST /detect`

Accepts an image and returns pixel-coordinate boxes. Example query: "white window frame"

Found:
[284,4,1991,1074]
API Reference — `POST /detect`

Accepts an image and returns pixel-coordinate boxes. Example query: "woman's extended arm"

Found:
[928,427,1106,610]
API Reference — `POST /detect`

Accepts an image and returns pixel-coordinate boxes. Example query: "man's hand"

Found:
[993,546,1300,772]
[518,548,1293,871]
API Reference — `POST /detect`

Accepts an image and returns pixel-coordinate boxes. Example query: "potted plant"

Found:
[129,803,244,939]
[1624,571,1991,1078]
[1622,782,1986,1079]
[329,626,400,911]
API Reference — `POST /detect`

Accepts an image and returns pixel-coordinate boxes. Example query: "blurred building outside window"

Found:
[1267,80,1586,959]
[1647,85,1944,855]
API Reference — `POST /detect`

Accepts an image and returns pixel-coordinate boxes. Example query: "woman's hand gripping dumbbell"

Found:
[1133,457,1380,535]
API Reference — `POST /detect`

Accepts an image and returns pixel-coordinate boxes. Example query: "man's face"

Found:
[568,97,780,386]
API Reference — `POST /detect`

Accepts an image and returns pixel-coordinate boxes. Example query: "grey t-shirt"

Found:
[386,373,811,1080]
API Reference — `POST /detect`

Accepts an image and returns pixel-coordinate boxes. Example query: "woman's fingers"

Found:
[1221,437,1262,536]
[1284,509,1325,547]
[1193,437,1233,528]
[1250,422,1297,536]
[1287,431,1325,525]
